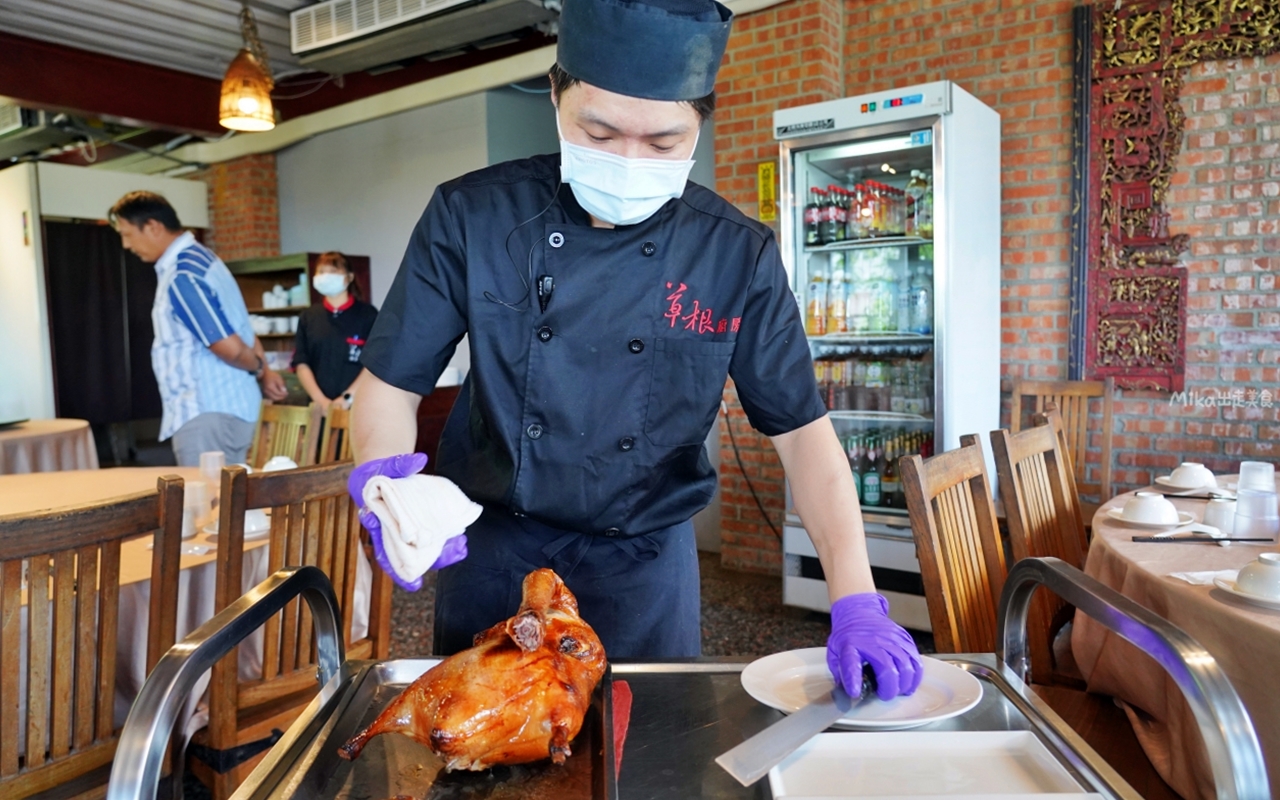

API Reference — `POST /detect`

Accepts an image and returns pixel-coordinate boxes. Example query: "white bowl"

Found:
[1236,553,1280,600]
[1168,462,1215,489]
[1119,491,1180,525]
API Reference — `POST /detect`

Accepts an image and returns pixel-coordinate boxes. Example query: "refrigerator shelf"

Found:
[809,334,933,359]
[827,410,932,422]
[803,235,931,253]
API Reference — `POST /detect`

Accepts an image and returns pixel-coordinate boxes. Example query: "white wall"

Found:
[39,162,209,227]
[0,164,55,421]
[278,93,490,307]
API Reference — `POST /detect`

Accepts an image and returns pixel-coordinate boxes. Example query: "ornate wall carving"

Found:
[1072,0,1280,390]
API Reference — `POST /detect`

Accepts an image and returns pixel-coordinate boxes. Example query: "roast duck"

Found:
[338,568,606,771]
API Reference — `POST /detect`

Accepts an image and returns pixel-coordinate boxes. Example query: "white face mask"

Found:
[557,113,697,227]
[313,273,348,298]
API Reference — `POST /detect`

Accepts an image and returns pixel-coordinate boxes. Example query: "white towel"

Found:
[1168,568,1239,585]
[362,474,483,585]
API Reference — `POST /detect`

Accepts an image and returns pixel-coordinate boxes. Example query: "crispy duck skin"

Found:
[338,569,606,771]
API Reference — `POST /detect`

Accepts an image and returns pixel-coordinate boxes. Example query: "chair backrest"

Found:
[990,424,1086,684]
[0,477,182,800]
[1033,403,1087,536]
[1009,377,1114,500]
[900,435,1007,654]
[248,402,321,469]
[317,405,352,464]
[207,462,391,753]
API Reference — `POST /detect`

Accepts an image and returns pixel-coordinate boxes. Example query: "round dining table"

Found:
[0,419,99,474]
[1072,475,1280,800]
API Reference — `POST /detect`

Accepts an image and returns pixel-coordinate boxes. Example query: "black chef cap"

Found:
[556,0,734,101]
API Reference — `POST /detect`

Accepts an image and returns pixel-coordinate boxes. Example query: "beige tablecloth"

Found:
[3,467,369,749]
[1073,477,1280,800]
[0,419,99,474]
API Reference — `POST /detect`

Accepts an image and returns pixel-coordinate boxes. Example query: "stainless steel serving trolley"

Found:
[106,559,1269,800]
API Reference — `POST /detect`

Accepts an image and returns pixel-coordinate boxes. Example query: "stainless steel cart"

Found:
[106,558,1269,800]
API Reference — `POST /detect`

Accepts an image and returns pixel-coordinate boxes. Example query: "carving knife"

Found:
[715,669,872,786]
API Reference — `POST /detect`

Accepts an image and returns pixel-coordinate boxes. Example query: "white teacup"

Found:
[1236,553,1280,599]
[1203,498,1237,534]
[1169,462,1216,489]
[1120,491,1180,525]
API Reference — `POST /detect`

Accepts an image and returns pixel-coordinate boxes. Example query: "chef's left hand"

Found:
[826,592,922,701]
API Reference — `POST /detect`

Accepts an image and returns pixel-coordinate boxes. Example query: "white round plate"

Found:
[1213,577,1280,610]
[1106,508,1195,529]
[201,523,270,541]
[1155,476,1216,492]
[740,648,982,730]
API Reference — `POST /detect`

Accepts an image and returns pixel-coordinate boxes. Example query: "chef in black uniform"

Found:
[352,0,922,700]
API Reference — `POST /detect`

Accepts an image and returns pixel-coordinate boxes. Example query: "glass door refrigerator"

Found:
[772,81,1001,631]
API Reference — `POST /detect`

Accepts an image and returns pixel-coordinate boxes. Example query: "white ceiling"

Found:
[0,0,311,81]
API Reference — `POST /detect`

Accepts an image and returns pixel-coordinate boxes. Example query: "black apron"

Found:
[433,506,700,659]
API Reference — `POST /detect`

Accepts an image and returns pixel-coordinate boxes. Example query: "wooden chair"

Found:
[1009,377,1115,503]
[189,462,392,800]
[247,402,321,469]
[990,424,1086,686]
[900,434,1007,653]
[0,477,183,800]
[1034,403,1090,535]
[317,404,352,464]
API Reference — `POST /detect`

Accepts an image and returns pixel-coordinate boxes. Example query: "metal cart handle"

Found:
[997,557,1268,800]
[107,566,345,800]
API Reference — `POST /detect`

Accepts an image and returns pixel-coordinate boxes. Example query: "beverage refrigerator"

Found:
[772,80,1001,631]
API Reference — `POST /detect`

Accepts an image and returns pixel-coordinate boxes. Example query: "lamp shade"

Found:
[219,48,274,132]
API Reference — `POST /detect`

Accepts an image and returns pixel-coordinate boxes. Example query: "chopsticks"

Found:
[1131,536,1273,543]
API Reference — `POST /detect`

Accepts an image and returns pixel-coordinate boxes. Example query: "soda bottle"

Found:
[826,252,848,334]
[917,173,934,239]
[805,187,823,246]
[828,186,845,242]
[861,435,881,506]
[821,186,840,244]
[828,360,845,409]
[908,262,933,335]
[805,258,827,336]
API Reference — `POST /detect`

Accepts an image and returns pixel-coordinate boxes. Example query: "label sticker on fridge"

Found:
[756,161,777,222]
[775,118,835,137]
[911,130,933,146]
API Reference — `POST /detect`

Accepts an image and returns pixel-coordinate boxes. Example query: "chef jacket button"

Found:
[549,232,565,248]
[618,436,635,451]
[641,241,656,256]
[526,423,544,440]
[603,527,621,537]
[628,338,644,354]
[537,326,553,342]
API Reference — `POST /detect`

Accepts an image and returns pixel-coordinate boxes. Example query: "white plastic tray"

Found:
[768,731,1102,798]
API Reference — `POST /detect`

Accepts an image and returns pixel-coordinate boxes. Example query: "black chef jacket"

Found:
[292,298,378,400]
[362,154,825,537]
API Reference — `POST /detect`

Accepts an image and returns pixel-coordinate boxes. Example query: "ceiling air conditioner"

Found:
[0,106,80,163]
[291,0,559,75]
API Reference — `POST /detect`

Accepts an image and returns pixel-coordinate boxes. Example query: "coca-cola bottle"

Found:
[805,187,823,246]
[821,187,840,244]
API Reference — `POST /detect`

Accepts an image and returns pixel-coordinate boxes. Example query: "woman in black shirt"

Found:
[293,251,378,411]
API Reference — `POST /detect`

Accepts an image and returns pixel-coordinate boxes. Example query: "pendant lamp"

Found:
[220,6,275,131]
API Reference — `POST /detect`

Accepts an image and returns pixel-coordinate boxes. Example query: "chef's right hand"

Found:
[348,453,469,591]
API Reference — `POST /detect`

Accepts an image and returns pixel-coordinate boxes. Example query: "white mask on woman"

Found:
[557,114,697,227]
[313,273,348,297]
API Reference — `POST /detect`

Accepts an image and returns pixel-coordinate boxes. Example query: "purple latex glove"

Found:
[348,453,469,592]
[826,593,923,701]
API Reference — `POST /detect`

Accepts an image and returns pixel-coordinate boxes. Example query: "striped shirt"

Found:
[150,232,261,440]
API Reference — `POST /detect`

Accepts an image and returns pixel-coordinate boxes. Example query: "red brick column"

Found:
[188,153,281,262]
[715,0,844,574]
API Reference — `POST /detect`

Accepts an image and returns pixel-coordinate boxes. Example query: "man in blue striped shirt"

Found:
[110,191,288,466]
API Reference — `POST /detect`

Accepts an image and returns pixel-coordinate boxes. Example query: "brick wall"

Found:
[188,153,281,262]
[1108,53,1280,486]
[713,1,1278,573]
